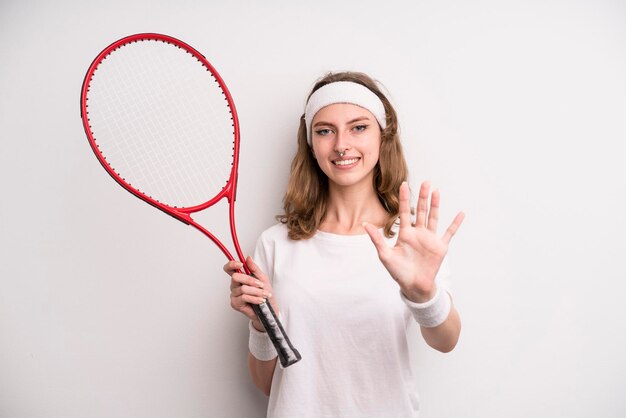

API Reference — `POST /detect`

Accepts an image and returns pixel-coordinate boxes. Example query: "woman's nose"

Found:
[334,129,350,153]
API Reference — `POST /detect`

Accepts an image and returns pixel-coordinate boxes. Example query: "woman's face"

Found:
[310,103,382,190]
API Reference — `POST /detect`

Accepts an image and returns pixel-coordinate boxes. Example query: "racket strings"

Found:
[86,40,235,208]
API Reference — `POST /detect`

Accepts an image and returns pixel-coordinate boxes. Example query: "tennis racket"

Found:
[80,33,301,368]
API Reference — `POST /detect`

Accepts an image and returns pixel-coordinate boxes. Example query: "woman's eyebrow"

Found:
[312,116,372,128]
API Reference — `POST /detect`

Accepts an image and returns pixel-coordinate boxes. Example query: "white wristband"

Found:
[248,321,278,361]
[400,287,452,328]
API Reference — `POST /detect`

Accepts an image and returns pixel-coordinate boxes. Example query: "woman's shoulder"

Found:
[257,222,290,244]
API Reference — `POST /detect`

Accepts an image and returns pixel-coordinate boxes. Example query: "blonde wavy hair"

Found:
[277,72,409,240]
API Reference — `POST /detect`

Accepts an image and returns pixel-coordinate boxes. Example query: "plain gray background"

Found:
[1,0,625,417]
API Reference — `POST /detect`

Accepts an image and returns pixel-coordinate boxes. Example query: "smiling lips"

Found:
[332,157,360,167]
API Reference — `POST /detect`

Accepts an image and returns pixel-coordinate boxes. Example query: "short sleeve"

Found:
[252,232,274,284]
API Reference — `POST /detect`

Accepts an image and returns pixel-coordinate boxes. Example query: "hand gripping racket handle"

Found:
[252,301,301,368]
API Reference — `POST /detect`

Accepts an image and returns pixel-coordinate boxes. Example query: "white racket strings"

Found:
[86,40,235,208]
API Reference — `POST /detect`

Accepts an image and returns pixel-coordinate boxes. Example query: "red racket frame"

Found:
[80,33,301,368]
[80,33,244,263]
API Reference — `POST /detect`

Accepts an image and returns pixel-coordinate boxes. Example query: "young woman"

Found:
[224,72,465,417]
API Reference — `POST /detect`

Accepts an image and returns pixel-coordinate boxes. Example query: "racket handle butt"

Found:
[252,301,302,368]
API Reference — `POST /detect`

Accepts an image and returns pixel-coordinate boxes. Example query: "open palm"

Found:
[364,181,464,302]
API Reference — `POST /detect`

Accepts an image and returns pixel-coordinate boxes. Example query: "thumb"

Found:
[245,256,269,283]
[363,222,388,256]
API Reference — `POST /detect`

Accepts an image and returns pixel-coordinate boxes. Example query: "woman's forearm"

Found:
[248,352,277,396]
[420,302,461,353]
[248,320,278,396]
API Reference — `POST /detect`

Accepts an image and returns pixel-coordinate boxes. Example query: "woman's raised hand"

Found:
[224,256,276,331]
[364,181,464,303]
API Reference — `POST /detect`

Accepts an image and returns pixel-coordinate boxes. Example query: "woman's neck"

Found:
[319,182,388,235]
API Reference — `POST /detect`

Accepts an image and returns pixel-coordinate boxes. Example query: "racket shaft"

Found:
[252,302,301,367]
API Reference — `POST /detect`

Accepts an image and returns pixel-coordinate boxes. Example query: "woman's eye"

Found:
[353,124,368,132]
[315,128,333,136]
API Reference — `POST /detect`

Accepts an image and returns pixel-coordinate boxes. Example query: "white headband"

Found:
[304,81,387,145]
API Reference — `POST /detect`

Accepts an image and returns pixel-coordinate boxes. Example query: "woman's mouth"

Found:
[332,157,360,166]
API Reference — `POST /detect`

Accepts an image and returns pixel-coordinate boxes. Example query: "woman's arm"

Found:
[402,284,462,353]
[420,301,461,353]
[225,257,279,395]
[248,319,278,396]
[364,181,465,352]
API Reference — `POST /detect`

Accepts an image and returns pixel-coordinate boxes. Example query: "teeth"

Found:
[334,158,359,166]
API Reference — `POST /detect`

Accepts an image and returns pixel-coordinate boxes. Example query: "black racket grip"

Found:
[251,301,301,368]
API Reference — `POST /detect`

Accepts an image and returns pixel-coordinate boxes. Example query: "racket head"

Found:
[81,33,241,217]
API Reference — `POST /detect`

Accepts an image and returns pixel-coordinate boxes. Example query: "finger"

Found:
[442,211,465,244]
[241,293,269,305]
[231,294,266,315]
[398,181,412,229]
[232,284,271,299]
[245,256,270,285]
[427,189,440,233]
[415,181,430,228]
[363,222,390,260]
[238,305,258,322]
[231,272,264,289]
[245,256,281,315]
[223,260,244,275]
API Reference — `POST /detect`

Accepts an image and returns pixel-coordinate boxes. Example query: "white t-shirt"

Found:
[253,223,450,418]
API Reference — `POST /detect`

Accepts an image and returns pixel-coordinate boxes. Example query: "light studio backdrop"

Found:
[1,1,625,417]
